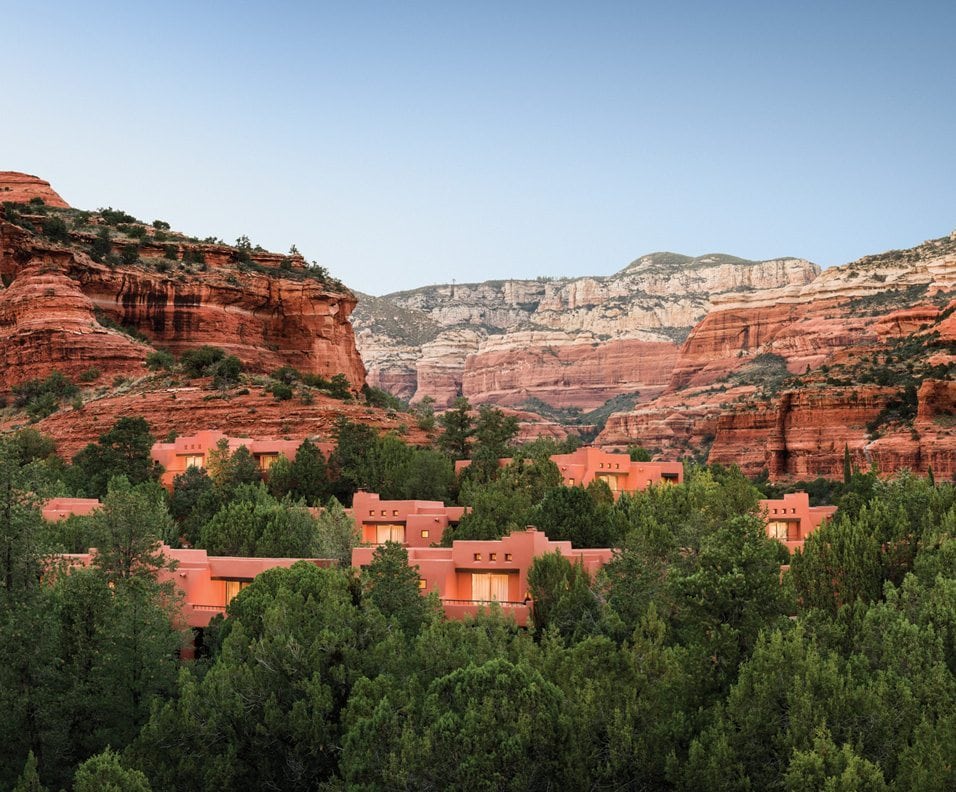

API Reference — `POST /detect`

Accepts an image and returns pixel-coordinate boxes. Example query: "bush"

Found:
[268,382,294,401]
[272,366,301,385]
[78,367,101,383]
[145,350,175,371]
[163,244,178,260]
[211,355,244,388]
[41,215,70,243]
[13,371,78,408]
[152,219,171,230]
[98,207,137,225]
[90,227,112,262]
[180,346,226,378]
[121,243,140,266]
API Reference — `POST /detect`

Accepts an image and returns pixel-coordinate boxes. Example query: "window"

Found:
[393,510,399,516]
[224,579,249,604]
[418,578,427,589]
[472,572,510,602]
[257,453,279,471]
[420,529,429,539]
[489,553,497,561]
[504,553,512,562]
[375,524,405,543]
[182,454,204,469]
[473,553,482,561]
[767,521,789,541]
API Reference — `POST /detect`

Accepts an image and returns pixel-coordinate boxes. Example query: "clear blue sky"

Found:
[2,1,954,294]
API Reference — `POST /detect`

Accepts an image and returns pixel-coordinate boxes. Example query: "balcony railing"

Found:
[191,604,226,613]
[442,599,528,608]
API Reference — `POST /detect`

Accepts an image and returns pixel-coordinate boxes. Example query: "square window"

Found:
[473,553,482,561]
[504,553,512,562]
[393,510,399,516]
[418,578,426,589]
[421,530,429,539]
[489,553,497,561]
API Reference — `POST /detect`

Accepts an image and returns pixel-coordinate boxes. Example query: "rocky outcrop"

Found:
[0,214,367,392]
[599,231,956,479]
[18,386,427,460]
[0,172,69,208]
[354,253,819,408]
[462,332,679,410]
[699,381,955,480]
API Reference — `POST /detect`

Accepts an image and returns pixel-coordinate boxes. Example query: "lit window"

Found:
[380,510,386,516]
[393,510,399,516]
[615,463,620,469]
[224,580,249,604]
[471,572,510,602]
[473,553,482,561]
[489,553,497,561]
[258,453,279,471]
[421,530,429,539]
[504,553,512,562]
[369,510,375,516]
[183,454,204,469]
[568,478,575,485]
[418,578,427,589]
[767,521,789,541]
[375,524,405,544]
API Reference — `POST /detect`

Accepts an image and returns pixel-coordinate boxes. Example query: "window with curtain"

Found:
[472,572,511,602]
[375,524,405,543]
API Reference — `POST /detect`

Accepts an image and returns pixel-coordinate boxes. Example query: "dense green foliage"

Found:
[0,413,953,789]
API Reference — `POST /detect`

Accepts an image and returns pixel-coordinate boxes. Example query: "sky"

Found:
[2,1,954,295]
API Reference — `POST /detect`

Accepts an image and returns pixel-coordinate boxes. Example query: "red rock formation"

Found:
[20,385,428,460]
[701,382,955,480]
[0,172,70,208]
[0,219,367,392]
[462,337,679,410]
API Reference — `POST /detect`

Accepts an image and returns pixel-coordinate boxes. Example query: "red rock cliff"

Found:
[0,172,70,208]
[0,213,366,393]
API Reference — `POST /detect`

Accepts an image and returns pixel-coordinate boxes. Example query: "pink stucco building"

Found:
[760,492,837,552]
[455,447,683,497]
[350,491,467,548]
[351,526,614,626]
[41,497,102,522]
[151,430,332,489]
[60,545,334,629]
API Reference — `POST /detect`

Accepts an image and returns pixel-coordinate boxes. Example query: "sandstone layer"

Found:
[599,231,956,480]
[0,172,70,208]
[0,213,366,393]
[354,253,819,409]
[14,384,427,460]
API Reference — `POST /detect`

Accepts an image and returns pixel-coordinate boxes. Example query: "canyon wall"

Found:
[0,210,367,394]
[354,253,819,409]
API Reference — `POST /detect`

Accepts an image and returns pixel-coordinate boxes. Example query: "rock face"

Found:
[0,212,367,393]
[599,231,956,480]
[353,253,819,409]
[0,172,70,208]
[21,386,427,460]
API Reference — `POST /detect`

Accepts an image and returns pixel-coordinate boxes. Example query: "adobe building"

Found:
[41,497,102,522]
[759,492,837,553]
[351,526,614,627]
[455,447,683,497]
[350,491,467,548]
[151,430,332,489]
[60,545,334,629]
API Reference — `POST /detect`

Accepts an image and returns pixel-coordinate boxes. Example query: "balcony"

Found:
[441,598,530,627]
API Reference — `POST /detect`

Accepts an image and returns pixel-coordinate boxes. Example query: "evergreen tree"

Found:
[438,396,475,459]
[362,542,432,636]
[74,748,151,792]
